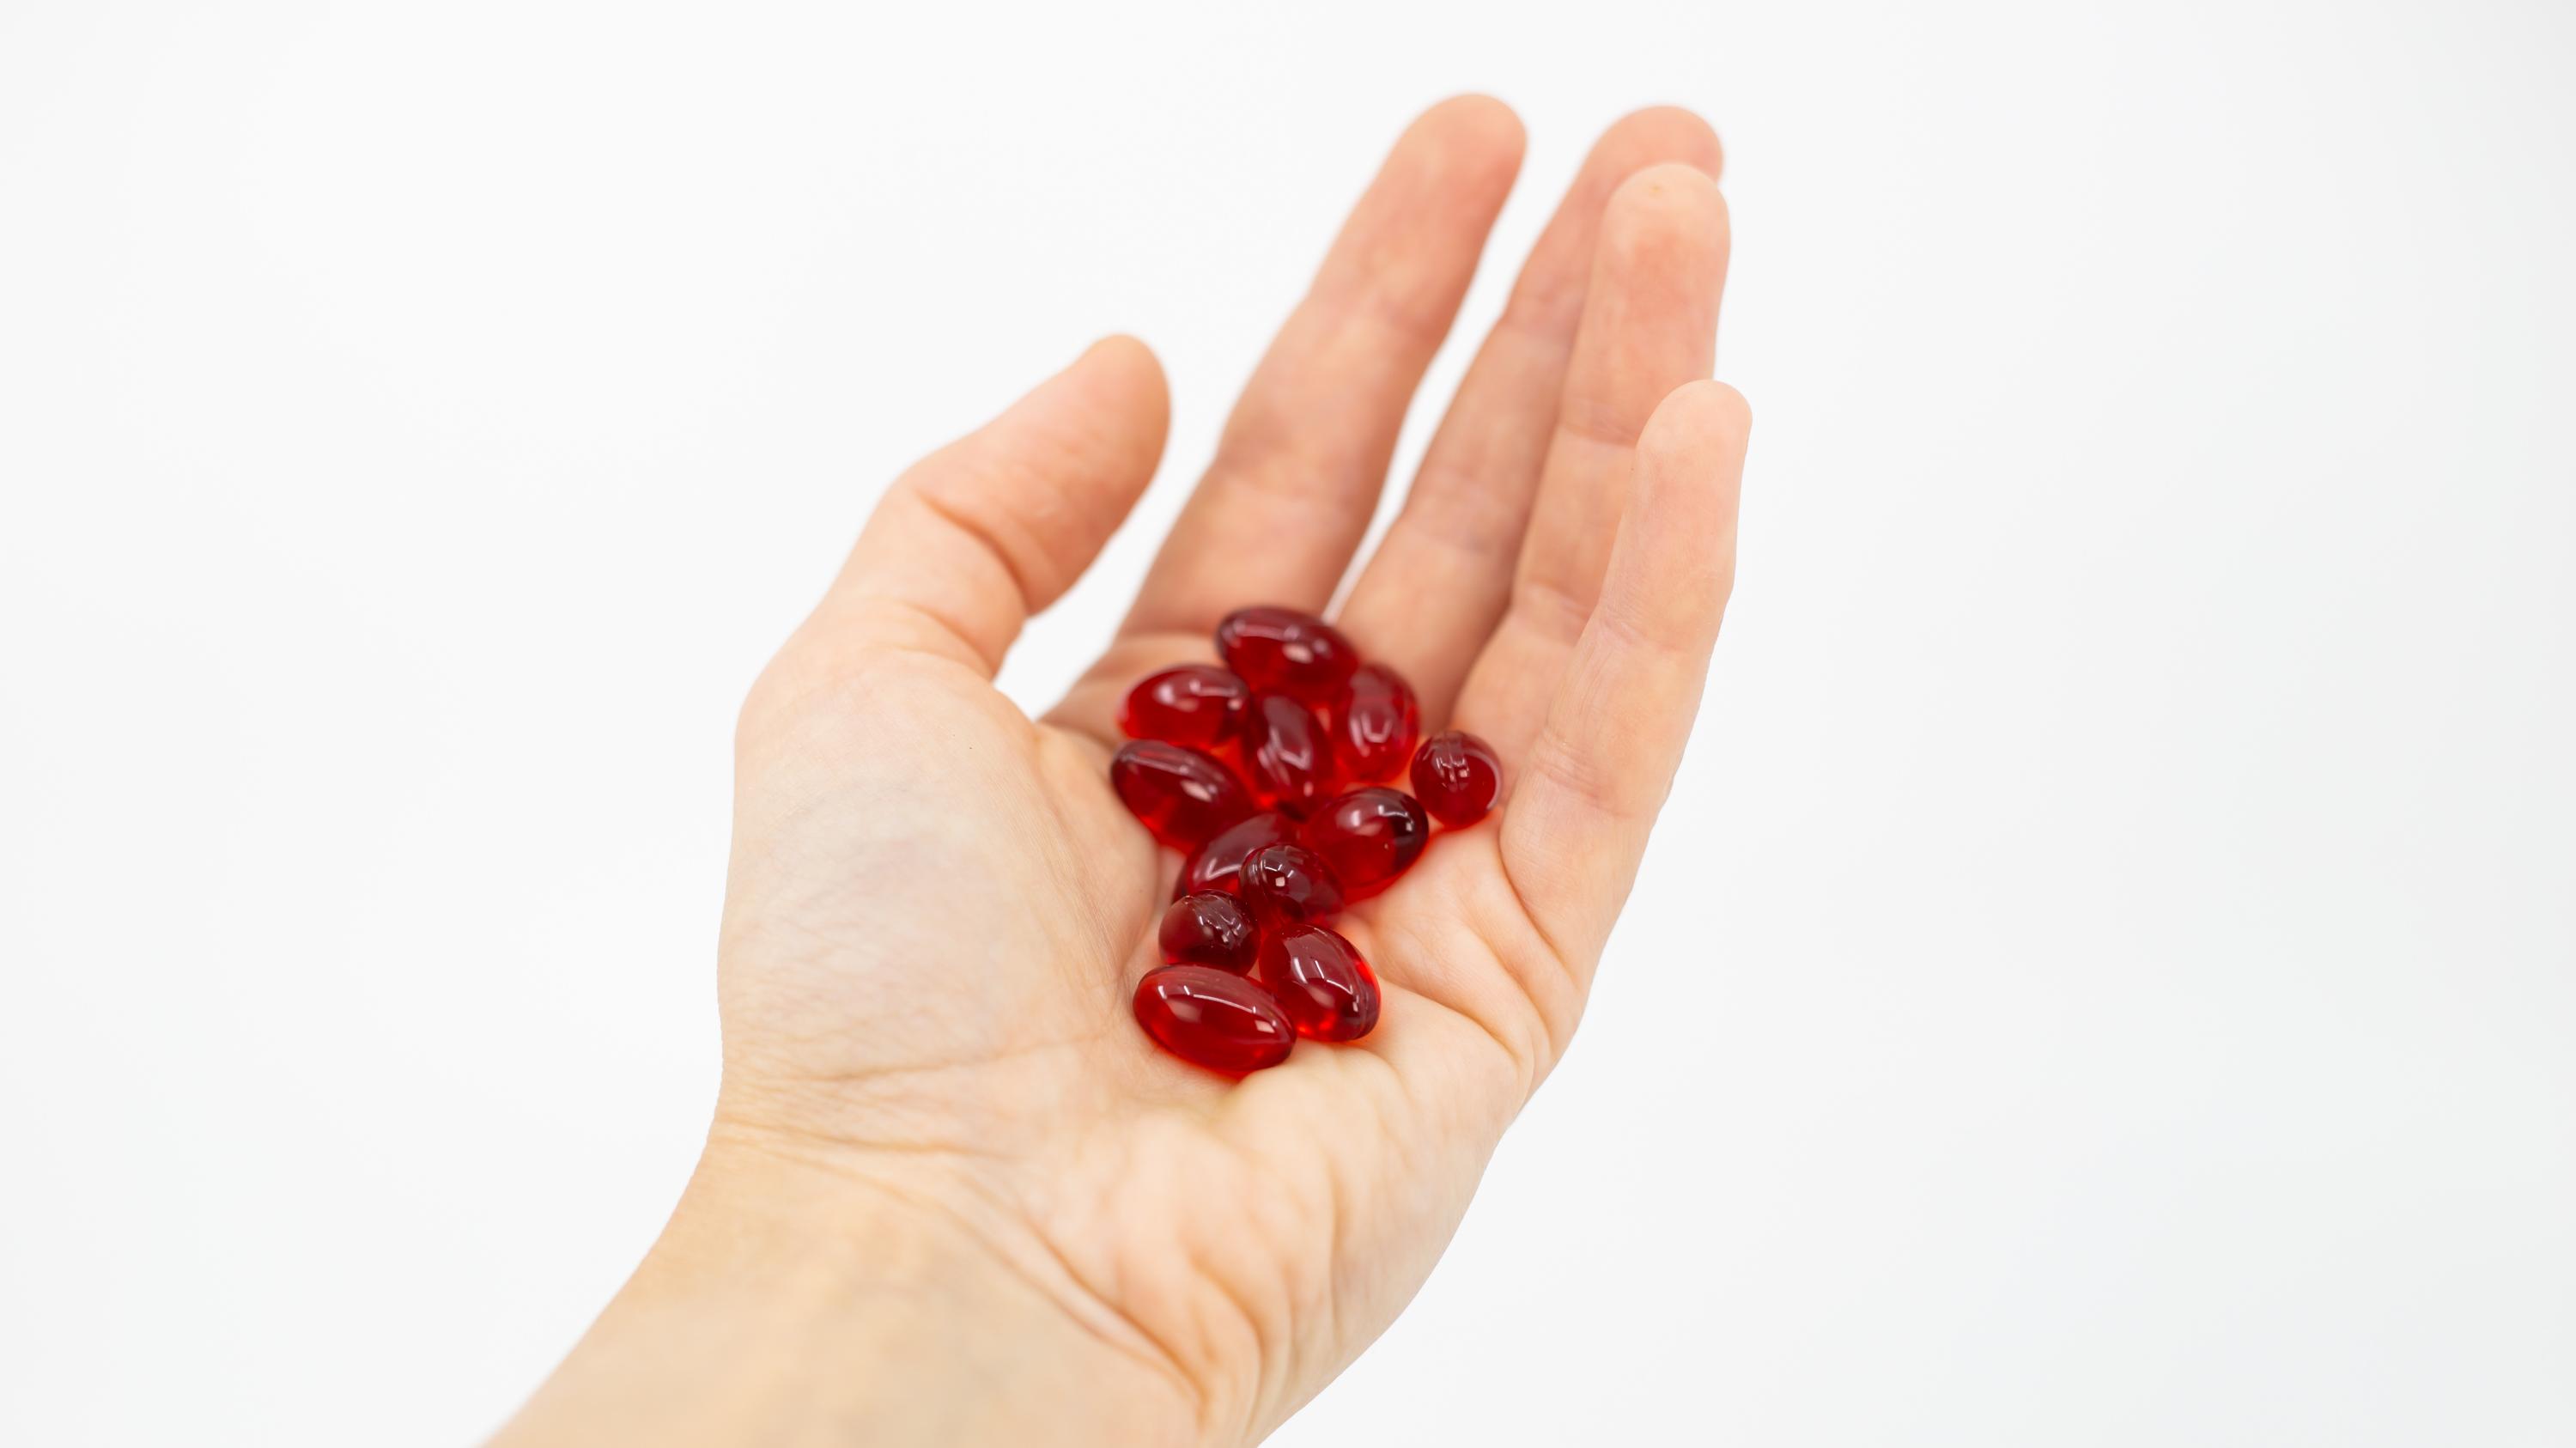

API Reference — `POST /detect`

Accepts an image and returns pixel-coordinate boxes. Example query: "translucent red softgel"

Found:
[1334,664,1419,783]
[1119,665,1251,751]
[1216,606,1358,703]
[1411,730,1502,828]
[1257,924,1381,1042]
[1133,964,1296,1074]
[1239,842,1345,928]
[1175,811,1296,900]
[1111,740,1255,849]
[1119,606,1510,1072]
[1242,693,1339,817]
[1297,787,1427,898]
[1158,891,1259,974]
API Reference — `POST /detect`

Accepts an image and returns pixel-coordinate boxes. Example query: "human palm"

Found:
[534,97,1747,1448]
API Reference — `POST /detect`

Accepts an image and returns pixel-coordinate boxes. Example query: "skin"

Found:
[494,95,1749,1448]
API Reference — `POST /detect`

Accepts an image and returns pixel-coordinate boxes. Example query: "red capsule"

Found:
[1239,842,1345,928]
[1334,664,1419,782]
[1133,965,1296,1074]
[1118,665,1252,750]
[1411,730,1502,828]
[1297,787,1428,898]
[1174,811,1297,900]
[1215,605,1359,703]
[1256,924,1381,1042]
[1242,693,1339,817]
[1111,740,1255,849]
[1158,891,1260,974]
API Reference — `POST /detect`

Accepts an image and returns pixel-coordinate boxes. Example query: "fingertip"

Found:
[1081,331,1171,434]
[1642,379,1753,465]
[1395,94,1528,205]
[1054,333,1171,479]
[1590,164,1733,332]
[1071,332,1163,402]
[1601,161,1730,256]
[1502,109,1724,336]
[1629,381,1749,619]
[1595,105,1724,182]
[1081,332,1164,391]
[1417,92,1528,166]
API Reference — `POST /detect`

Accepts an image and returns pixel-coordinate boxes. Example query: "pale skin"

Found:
[495,95,1749,1448]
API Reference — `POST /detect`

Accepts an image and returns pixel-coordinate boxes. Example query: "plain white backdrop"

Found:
[3,0,2570,1443]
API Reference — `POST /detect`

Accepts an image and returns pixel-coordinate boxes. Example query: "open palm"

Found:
[707,97,1746,1445]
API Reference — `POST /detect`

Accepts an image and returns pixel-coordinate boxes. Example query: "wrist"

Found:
[494,1131,1203,1448]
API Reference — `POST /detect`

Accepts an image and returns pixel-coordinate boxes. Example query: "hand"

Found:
[498,95,1747,1448]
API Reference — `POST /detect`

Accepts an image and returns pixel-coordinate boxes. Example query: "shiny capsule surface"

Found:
[1256,924,1381,1042]
[1215,606,1359,703]
[1133,965,1296,1074]
[1158,891,1260,974]
[1334,664,1420,782]
[1410,730,1503,828]
[1111,740,1255,849]
[1118,665,1252,750]
[1239,842,1345,928]
[1242,693,1339,817]
[1297,787,1428,898]
[1174,811,1297,900]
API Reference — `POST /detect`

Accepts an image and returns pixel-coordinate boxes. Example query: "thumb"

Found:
[821,335,1170,676]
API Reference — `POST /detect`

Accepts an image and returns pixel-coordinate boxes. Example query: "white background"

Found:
[3,0,2570,1443]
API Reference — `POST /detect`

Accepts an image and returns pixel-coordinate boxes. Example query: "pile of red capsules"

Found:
[1110,605,1504,1074]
